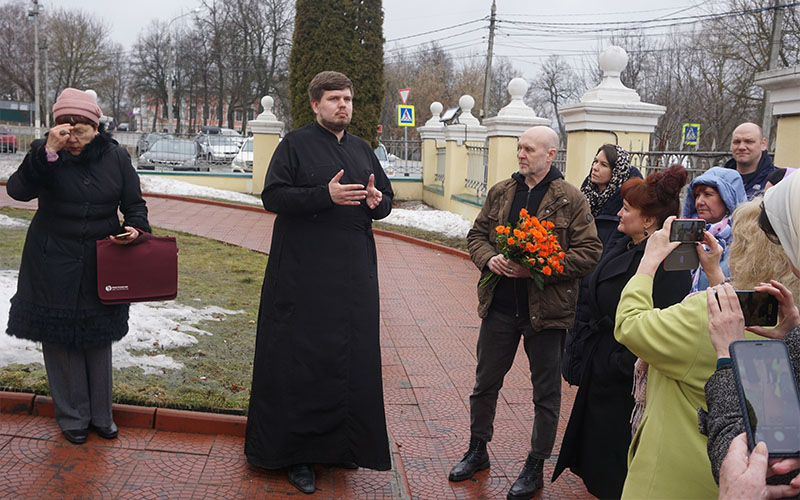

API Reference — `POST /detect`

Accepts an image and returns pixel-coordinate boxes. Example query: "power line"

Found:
[385,17,487,43]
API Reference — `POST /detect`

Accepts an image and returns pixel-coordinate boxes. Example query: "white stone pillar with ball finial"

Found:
[248,95,284,195]
[559,46,665,187]
[443,95,486,217]
[483,77,550,188]
[417,101,446,203]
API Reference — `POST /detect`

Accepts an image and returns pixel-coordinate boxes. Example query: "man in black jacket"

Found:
[724,122,776,200]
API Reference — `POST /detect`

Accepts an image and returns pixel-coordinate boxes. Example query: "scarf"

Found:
[764,171,800,270]
[581,145,632,217]
[630,358,648,437]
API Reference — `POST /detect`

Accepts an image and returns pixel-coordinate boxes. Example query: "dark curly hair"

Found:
[620,164,689,227]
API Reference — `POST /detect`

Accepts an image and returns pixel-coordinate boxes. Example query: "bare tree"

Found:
[46,9,113,93]
[531,55,581,145]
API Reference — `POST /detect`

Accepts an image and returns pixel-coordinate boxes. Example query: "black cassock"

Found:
[245,121,393,470]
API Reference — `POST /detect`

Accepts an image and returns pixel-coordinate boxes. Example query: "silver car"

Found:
[137,139,206,171]
[197,135,240,164]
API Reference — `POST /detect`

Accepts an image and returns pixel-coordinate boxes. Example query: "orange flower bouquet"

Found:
[480,208,565,291]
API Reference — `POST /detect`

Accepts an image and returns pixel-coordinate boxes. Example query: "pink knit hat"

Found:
[53,88,102,125]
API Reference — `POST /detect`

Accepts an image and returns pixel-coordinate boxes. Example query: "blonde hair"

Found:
[729,198,800,306]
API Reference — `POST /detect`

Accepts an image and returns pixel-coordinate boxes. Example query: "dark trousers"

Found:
[469,309,565,459]
[42,342,114,431]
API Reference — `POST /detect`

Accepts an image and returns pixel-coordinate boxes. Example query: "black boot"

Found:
[448,436,490,481]
[507,455,543,500]
[287,463,315,494]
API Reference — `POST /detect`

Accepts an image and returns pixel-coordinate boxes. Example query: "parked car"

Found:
[116,123,130,131]
[0,126,18,153]
[231,137,253,172]
[219,127,245,146]
[136,132,173,156]
[374,143,397,175]
[197,135,240,164]
[137,139,207,171]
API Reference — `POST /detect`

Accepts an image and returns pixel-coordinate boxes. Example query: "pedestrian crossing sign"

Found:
[398,105,415,127]
[682,123,700,146]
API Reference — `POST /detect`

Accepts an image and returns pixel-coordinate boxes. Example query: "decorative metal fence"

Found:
[628,150,732,183]
[465,144,488,198]
[382,139,422,177]
[553,149,567,174]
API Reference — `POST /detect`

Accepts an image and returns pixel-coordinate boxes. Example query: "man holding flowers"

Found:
[450,126,602,500]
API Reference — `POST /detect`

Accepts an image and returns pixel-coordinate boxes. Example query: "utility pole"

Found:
[761,0,784,147]
[42,37,50,129]
[29,0,41,138]
[481,0,496,119]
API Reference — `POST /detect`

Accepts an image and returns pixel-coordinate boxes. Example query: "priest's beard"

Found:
[319,116,350,133]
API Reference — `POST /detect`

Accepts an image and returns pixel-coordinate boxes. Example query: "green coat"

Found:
[614,274,760,499]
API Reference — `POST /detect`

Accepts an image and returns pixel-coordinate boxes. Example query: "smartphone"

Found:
[729,340,800,457]
[735,290,779,327]
[114,231,132,238]
[663,242,699,271]
[669,219,706,242]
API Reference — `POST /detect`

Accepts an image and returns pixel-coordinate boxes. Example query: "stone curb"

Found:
[1,390,246,436]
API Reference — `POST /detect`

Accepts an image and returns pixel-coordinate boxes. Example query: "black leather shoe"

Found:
[448,436,489,481]
[507,455,544,500]
[90,422,118,439]
[62,429,88,445]
[288,464,315,494]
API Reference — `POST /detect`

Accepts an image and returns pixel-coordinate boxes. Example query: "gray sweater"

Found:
[699,326,800,497]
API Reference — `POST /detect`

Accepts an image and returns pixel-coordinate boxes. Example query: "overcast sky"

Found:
[39,0,711,82]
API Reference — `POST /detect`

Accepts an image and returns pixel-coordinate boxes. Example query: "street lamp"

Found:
[166,7,202,135]
[27,0,41,139]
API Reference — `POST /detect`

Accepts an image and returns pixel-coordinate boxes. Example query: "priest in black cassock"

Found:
[244,71,394,495]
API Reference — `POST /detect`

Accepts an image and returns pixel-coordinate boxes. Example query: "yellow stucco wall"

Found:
[487,135,520,188]
[774,116,800,169]
[390,178,423,200]
[251,133,281,195]
[564,130,651,188]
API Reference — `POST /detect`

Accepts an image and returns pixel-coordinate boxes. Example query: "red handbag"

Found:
[96,233,178,305]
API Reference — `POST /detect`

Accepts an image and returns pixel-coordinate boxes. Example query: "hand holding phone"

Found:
[730,340,800,457]
[735,290,779,327]
[669,218,705,242]
[115,231,132,238]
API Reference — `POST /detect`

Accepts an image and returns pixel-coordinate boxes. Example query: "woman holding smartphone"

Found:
[702,175,800,497]
[552,165,691,498]
[5,88,150,445]
[611,174,800,498]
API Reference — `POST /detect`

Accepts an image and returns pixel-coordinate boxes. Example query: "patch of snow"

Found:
[383,207,472,239]
[0,270,244,375]
[0,215,28,228]
[0,156,20,181]
[139,176,262,206]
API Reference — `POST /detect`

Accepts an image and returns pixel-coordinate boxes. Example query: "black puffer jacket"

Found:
[5,132,150,347]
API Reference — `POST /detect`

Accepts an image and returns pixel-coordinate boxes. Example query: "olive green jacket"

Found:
[467,174,602,331]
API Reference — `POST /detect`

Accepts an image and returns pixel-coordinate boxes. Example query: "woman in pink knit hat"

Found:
[5,88,151,445]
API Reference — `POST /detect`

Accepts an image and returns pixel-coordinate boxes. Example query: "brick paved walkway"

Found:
[0,190,592,499]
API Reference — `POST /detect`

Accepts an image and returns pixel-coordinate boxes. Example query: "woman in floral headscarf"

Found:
[562,144,642,385]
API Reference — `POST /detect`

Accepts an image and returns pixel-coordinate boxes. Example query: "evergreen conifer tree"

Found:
[289,0,384,146]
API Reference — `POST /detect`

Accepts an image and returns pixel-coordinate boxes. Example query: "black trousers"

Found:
[469,309,565,459]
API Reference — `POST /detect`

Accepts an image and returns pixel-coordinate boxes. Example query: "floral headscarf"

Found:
[580,144,632,217]
[764,171,800,270]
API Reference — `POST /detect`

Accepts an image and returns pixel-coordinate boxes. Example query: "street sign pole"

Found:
[398,89,411,163]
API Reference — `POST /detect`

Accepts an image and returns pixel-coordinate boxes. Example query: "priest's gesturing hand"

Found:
[366,174,382,209]
[328,169,367,206]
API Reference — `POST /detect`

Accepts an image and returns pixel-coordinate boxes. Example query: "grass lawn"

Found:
[0,207,265,414]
